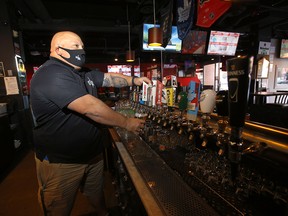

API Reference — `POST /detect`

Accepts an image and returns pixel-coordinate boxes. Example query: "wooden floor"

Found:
[0,147,117,216]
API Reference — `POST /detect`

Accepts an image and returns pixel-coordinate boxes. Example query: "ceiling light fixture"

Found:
[148,0,162,46]
[126,5,135,62]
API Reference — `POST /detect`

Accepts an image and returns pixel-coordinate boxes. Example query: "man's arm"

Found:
[102,73,151,87]
[67,94,144,133]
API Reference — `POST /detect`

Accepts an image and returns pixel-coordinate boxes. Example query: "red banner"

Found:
[196,0,232,28]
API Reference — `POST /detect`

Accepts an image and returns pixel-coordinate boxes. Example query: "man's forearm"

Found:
[103,73,132,87]
[85,105,128,128]
[102,72,151,87]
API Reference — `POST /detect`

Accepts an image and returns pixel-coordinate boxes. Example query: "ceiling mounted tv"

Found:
[107,65,141,77]
[207,30,240,56]
[142,24,182,52]
[107,65,132,76]
[280,39,288,58]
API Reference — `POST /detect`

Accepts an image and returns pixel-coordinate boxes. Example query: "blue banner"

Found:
[176,0,195,40]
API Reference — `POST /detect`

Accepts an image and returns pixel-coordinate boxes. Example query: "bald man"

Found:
[30,31,151,216]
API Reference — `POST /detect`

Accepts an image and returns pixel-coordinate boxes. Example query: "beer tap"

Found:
[176,115,187,135]
[185,112,202,143]
[199,89,217,148]
[168,114,178,131]
[187,120,197,142]
[147,106,153,119]
[161,105,169,127]
[156,106,164,125]
[152,106,158,122]
[216,117,229,155]
[215,90,230,156]
[148,106,156,120]
[226,55,253,181]
[152,105,161,123]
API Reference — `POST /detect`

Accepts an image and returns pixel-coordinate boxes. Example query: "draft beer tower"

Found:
[226,56,253,180]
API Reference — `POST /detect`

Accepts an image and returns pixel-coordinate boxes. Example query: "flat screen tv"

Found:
[181,30,207,54]
[107,65,140,77]
[142,24,182,52]
[107,65,132,76]
[207,30,240,56]
[280,39,288,58]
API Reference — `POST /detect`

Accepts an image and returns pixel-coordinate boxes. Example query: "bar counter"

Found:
[107,117,288,216]
[108,127,220,216]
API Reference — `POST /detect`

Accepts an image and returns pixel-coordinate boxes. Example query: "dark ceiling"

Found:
[6,0,288,65]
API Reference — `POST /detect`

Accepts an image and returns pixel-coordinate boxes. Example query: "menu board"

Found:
[207,31,240,56]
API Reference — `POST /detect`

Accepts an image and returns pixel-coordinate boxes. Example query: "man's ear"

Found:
[55,47,61,55]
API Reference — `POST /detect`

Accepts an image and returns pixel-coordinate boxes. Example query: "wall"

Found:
[268,39,288,92]
[261,38,288,103]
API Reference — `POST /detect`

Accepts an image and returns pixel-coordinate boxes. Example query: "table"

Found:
[250,91,288,104]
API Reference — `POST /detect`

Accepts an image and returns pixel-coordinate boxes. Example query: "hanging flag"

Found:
[160,0,173,48]
[181,30,207,54]
[196,0,232,28]
[176,0,196,40]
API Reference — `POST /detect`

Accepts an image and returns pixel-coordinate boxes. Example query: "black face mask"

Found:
[58,46,86,67]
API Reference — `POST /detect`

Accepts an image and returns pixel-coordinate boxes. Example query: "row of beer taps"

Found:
[135,89,266,155]
[129,90,288,206]
[131,90,234,156]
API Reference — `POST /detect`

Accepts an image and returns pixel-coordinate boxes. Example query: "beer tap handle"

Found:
[226,56,254,180]
[199,89,216,147]
[227,56,253,130]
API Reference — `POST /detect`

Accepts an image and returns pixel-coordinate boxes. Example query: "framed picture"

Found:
[0,62,4,77]
[274,66,288,89]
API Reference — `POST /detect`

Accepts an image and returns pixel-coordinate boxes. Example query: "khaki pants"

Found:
[35,155,104,216]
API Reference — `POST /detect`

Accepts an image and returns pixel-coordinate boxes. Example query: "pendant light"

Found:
[148,0,163,46]
[126,6,135,62]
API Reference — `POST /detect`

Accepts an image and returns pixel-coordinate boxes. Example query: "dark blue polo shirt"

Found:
[30,58,105,163]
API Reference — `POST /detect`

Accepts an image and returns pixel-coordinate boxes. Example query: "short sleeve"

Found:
[88,69,104,87]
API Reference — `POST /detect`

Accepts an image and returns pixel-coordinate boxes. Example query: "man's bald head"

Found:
[50,31,84,69]
[50,31,82,52]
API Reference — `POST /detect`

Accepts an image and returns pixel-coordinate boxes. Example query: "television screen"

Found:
[142,24,182,52]
[207,30,240,56]
[107,65,132,76]
[107,65,141,77]
[280,39,288,58]
[181,30,207,54]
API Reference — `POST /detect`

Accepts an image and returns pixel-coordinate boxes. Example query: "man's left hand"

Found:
[134,77,152,85]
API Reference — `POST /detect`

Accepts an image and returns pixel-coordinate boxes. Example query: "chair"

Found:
[249,91,288,129]
[274,94,288,104]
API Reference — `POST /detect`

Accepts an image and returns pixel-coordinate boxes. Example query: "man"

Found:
[30,31,151,216]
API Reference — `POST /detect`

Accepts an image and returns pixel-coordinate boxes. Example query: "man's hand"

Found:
[124,117,145,134]
[134,77,152,86]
